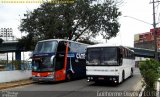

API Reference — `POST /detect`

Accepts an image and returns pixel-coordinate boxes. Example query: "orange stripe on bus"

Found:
[56,42,69,81]
[64,42,69,69]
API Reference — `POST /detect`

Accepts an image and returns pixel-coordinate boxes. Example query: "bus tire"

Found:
[66,72,72,81]
[122,71,125,82]
[130,68,133,78]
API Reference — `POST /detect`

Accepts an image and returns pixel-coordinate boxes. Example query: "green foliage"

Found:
[77,38,98,45]
[139,59,160,91]
[18,33,37,50]
[0,60,7,65]
[19,0,121,50]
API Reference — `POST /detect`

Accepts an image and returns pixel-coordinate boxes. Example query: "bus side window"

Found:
[70,42,76,52]
[119,48,123,65]
[122,48,125,58]
[128,51,132,59]
[131,52,135,59]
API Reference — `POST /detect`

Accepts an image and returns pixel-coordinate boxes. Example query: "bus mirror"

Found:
[50,55,55,64]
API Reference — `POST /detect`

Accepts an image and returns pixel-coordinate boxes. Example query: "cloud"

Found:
[0,3,40,38]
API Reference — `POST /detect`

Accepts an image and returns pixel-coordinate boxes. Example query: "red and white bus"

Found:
[31,39,89,82]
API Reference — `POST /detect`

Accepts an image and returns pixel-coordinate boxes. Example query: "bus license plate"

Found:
[98,77,104,80]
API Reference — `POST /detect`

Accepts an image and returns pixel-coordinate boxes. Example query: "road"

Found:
[1,68,142,97]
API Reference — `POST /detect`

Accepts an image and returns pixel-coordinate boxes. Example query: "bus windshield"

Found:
[87,47,117,65]
[32,57,54,72]
[34,41,58,54]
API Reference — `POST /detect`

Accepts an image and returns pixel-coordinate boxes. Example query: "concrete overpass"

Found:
[129,47,160,58]
[0,41,159,61]
[0,41,28,61]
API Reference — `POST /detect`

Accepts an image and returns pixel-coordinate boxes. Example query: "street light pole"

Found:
[125,0,159,60]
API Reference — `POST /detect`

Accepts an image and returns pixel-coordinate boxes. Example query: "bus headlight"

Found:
[47,75,54,78]
[32,75,35,77]
[47,72,54,78]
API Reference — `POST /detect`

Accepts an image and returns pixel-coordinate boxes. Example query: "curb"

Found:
[157,78,160,97]
[133,79,143,91]
[0,79,33,90]
[138,85,146,97]
[131,78,144,97]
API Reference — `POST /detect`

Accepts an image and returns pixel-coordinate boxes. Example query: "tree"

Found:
[19,0,121,50]
[139,59,160,92]
[78,37,98,45]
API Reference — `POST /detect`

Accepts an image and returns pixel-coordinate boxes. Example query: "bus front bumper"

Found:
[87,75,119,82]
[32,76,55,82]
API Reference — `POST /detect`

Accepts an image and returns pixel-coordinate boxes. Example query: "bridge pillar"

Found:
[15,51,21,61]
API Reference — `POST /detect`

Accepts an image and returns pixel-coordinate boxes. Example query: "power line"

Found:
[123,16,152,25]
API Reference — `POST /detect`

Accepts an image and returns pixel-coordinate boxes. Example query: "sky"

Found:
[0,0,159,47]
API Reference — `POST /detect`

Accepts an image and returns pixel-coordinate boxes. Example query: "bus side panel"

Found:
[122,58,135,79]
[73,59,86,79]
[117,58,135,83]
[66,57,86,79]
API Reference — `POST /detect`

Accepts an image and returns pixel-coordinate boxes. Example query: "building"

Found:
[0,28,15,41]
[0,28,15,61]
[134,28,160,50]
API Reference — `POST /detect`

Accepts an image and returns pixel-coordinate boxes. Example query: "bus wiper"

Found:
[102,60,117,65]
[86,61,98,65]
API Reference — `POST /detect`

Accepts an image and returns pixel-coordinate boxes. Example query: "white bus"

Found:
[86,45,135,84]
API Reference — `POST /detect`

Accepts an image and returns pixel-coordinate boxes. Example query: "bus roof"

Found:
[87,44,121,48]
[38,39,89,46]
[87,44,134,52]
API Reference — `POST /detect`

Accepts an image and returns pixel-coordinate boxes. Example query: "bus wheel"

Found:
[122,71,125,82]
[66,73,72,81]
[130,68,133,78]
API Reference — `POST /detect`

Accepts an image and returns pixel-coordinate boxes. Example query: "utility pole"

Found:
[151,0,160,60]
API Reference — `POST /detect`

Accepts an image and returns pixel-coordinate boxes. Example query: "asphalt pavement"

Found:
[0,68,142,97]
